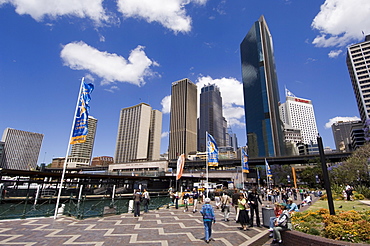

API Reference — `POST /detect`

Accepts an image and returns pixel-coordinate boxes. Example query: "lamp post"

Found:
[317,134,335,215]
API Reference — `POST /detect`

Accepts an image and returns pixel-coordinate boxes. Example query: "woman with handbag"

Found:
[237,194,250,231]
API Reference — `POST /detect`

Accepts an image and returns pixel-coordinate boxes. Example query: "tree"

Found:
[328,143,370,186]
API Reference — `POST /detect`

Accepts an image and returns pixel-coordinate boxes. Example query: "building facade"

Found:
[1,128,43,170]
[346,35,370,127]
[68,116,98,167]
[91,156,114,167]
[279,89,319,145]
[198,84,226,151]
[115,103,162,163]
[332,120,362,152]
[169,78,198,160]
[240,15,285,157]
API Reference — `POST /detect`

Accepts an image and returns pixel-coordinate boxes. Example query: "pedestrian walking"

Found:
[200,198,215,243]
[232,190,240,222]
[142,189,150,213]
[191,188,199,213]
[221,192,231,221]
[133,189,142,217]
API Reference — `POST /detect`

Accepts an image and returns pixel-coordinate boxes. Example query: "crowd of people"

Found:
[134,186,317,244]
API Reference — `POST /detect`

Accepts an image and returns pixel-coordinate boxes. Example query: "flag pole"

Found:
[240,147,244,189]
[206,131,209,198]
[54,77,85,219]
[265,158,269,189]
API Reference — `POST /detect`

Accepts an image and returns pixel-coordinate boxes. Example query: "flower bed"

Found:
[292,208,370,244]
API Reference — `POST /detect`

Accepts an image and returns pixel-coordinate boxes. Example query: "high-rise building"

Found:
[351,122,365,150]
[169,78,197,160]
[1,128,43,170]
[346,35,370,126]
[115,103,162,163]
[279,89,319,145]
[332,120,362,152]
[67,116,98,167]
[198,84,226,151]
[0,141,4,165]
[240,15,285,157]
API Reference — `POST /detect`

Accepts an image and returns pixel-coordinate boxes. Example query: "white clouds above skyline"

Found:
[0,0,109,24]
[0,0,208,31]
[117,0,207,33]
[311,0,370,48]
[324,116,361,129]
[60,41,158,86]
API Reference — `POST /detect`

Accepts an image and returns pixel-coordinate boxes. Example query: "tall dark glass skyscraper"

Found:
[198,84,226,151]
[240,15,285,157]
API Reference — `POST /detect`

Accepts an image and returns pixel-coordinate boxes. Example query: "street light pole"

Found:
[317,134,335,215]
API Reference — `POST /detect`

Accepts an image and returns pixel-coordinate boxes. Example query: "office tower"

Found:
[1,128,43,170]
[115,103,162,163]
[347,35,370,127]
[169,78,197,160]
[240,15,285,157]
[279,89,319,145]
[332,120,362,152]
[68,116,98,167]
[198,84,226,151]
[351,121,365,150]
[0,141,4,165]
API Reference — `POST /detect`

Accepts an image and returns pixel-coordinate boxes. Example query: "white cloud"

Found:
[161,95,171,114]
[328,49,342,58]
[104,86,119,93]
[0,0,109,24]
[160,76,245,128]
[116,0,207,33]
[324,116,361,129]
[161,131,169,138]
[311,0,370,47]
[60,41,158,86]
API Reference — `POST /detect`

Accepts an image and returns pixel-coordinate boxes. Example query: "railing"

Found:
[0,195,171,220]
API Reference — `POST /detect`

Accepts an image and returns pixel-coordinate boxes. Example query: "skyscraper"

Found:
[240,15,285,157]
[332,120,363,152]
[198,84,226,151]
[67,116,98,167]
[279,89,319,145]
[169,78,197,160]
[115,103,162,163]
[1,128,43,170]
[346,35,370,125]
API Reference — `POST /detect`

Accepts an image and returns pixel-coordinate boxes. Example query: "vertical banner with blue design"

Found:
[265,158,272,178]
[241,148,249,173]
[207,133,218,166]
[70,81,94,144]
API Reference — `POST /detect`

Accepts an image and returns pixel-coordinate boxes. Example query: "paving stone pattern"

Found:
[0,202,271,246]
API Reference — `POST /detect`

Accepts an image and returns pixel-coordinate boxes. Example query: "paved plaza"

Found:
[0,201,274,246]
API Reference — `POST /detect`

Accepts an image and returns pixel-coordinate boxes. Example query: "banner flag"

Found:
[207,133,218,166]
[70,82,94,144]
[265,159,272,177]
[257,168,260,181]
[176,154,185,180]
[241,148,249,173]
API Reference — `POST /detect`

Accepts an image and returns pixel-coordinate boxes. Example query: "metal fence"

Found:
[0,195,171,220]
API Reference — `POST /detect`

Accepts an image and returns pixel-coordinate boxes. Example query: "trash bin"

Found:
[262,206,275,227]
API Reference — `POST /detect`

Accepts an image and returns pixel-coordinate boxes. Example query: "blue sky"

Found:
[1,0,369,165]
